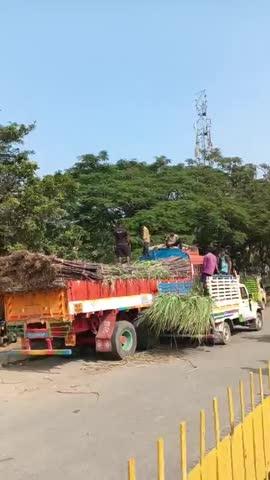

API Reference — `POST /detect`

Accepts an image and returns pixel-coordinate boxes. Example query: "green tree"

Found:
[2,118,270,273]
[0,122,37,253]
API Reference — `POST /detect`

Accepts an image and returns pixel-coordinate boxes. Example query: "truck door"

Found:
[239,285,253,321]
[259,280,266,306]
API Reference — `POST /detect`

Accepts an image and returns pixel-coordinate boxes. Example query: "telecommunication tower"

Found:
[194,90,213,164]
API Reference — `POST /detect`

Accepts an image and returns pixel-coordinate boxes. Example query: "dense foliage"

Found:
[1,120,270,272]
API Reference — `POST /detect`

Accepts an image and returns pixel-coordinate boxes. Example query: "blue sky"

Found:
[0,0,269,174]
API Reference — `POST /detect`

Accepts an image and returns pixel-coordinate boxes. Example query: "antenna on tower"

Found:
[194,90,213,164]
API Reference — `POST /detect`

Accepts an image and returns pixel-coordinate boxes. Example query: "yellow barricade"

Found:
[127,362,270,479]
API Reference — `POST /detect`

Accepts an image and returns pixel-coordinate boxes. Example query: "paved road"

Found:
[1,310,270,480]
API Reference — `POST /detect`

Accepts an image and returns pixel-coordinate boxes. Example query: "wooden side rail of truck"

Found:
[208,275,263,345]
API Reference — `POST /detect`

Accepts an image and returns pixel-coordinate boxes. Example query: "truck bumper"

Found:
[20,348,72,356]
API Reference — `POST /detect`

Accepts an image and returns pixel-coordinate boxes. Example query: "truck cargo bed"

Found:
[4,289,69,322]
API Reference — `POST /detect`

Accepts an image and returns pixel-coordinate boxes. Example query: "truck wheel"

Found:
[8,333,17,344]
[111,321,137,360]
[220,322,231,345]
[250,312,263,331]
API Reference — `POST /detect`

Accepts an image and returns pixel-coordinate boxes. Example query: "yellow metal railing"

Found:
[127,362,270,479]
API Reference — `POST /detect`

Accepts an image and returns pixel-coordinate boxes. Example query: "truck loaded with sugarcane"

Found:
[241,275,266,309]
[0,248,263,359]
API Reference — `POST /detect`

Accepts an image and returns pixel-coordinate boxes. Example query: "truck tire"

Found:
[220,322,232,345]
[7,333,17,344]
[250,312,263,331]
[111,321,137,360]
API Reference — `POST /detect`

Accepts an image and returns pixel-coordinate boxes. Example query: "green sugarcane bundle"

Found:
[141,293,213,337]
[101,258,190,281]
[100,261,169,280]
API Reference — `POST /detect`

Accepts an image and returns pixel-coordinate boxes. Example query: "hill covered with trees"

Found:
[1,120,270,272]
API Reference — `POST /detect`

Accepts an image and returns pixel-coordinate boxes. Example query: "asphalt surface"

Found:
[1,310,270,480]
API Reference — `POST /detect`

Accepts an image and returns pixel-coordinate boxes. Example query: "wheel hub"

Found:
[120,330,133,351]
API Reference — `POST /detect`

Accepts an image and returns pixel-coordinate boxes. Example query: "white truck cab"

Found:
[207,276,263,345]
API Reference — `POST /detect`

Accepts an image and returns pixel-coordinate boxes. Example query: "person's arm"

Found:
[202,256,206,272]
[165,236,171,247]
[141,227,145,241]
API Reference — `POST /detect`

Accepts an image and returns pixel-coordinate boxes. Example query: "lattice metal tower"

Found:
[194,90,213,164]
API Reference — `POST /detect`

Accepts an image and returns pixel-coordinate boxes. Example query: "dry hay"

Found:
[0,251,59,293]
[79,345,197,375]
[0,250,191,294]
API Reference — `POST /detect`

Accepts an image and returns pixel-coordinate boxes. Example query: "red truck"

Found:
[5,249,203,359]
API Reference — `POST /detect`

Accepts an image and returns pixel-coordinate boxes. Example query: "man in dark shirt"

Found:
[114,224,131,263]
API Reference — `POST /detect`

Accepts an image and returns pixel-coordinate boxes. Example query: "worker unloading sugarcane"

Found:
[140,225,151,257]
[114,223,131,264]
[201,246,219,295]
[165,233,183,249]
[218,248,232,275]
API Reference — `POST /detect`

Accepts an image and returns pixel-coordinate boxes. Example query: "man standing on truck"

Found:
[202,246,219,286]
[114,223,131,263]
[231,260,240,280]
[141,225,151,257]
[218,248,232,275]
[165,233,183,249]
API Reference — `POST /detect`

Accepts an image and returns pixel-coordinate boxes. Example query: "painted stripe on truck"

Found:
[68,294,154,315]
[14,349,72,356]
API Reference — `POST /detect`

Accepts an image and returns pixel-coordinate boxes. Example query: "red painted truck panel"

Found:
[66,278,159,302]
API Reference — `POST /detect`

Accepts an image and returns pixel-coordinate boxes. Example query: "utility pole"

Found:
[194,90,213,164]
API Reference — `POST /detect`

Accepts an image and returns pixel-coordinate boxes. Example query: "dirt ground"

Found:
[0,343,197,398]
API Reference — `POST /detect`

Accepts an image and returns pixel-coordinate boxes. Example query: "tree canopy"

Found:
[1,120,270,272]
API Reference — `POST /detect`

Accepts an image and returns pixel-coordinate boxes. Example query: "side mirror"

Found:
[249,293,253,299]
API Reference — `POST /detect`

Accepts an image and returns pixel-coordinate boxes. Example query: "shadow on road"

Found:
[240,334,270,343]
[0,339,211,373]
[241,359,270,377]
[0,353,72,373]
